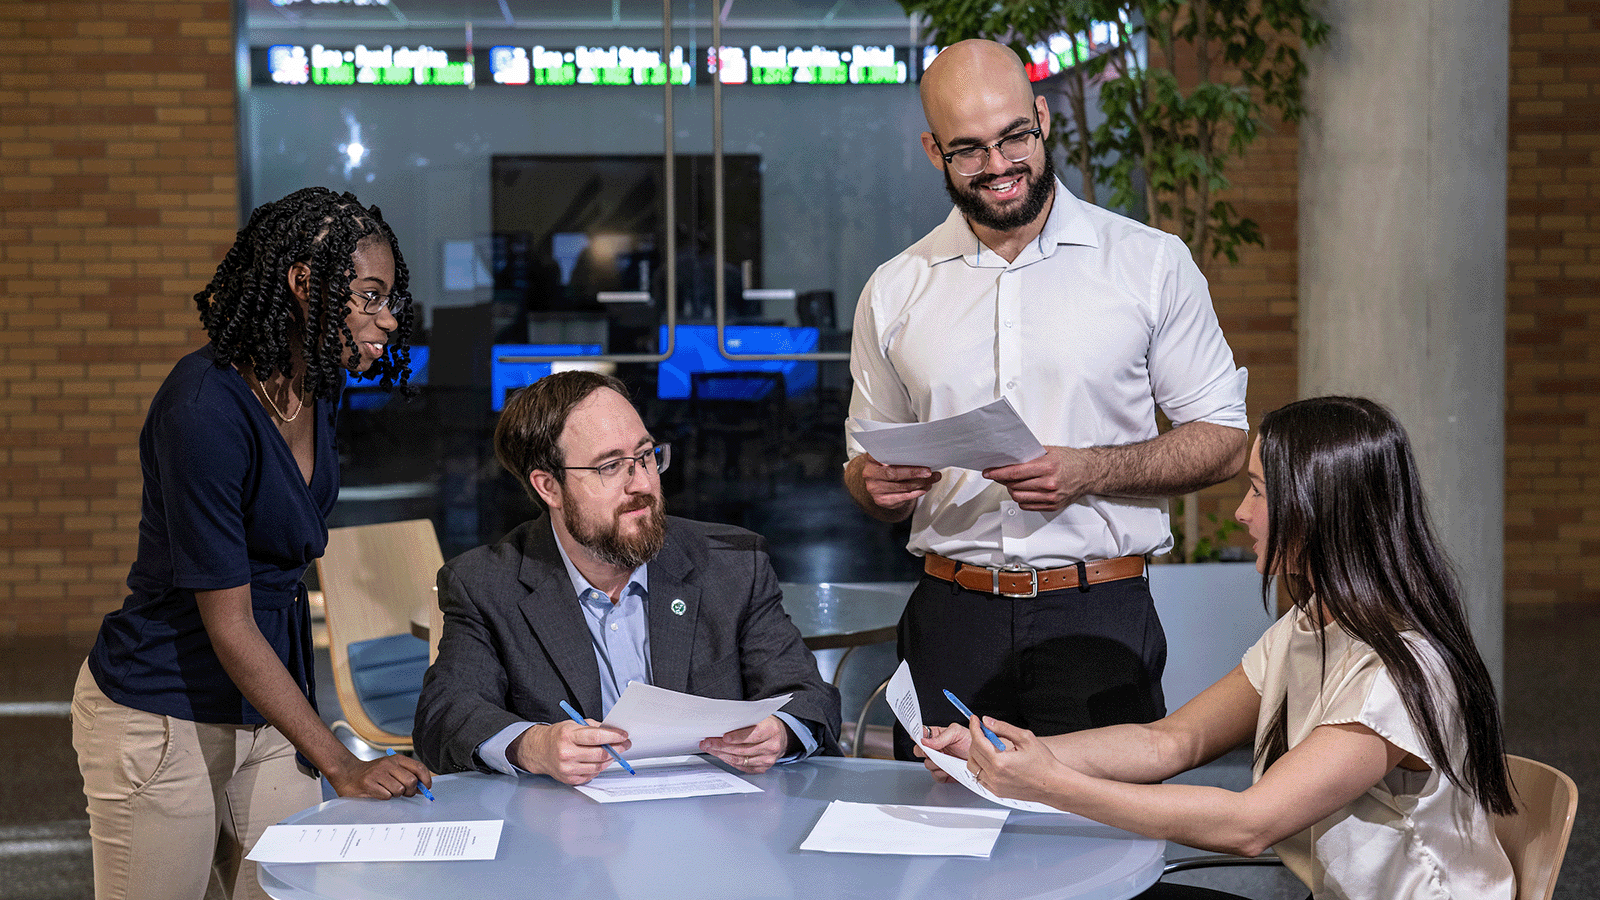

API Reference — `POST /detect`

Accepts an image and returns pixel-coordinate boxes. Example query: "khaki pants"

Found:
[71,663,322,900]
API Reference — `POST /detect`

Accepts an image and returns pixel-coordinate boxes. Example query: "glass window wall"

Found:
[241,0,941,582]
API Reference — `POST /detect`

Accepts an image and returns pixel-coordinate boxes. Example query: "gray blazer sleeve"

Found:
[412,558,534,775]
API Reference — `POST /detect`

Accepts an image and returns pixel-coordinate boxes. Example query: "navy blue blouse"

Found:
[88,345,339,724]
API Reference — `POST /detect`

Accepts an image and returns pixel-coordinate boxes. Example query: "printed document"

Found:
[602,682,792,758]
[888,660,1084,817]
[574,754,761,803]
[848,397,1045,471]
[247,820,502,863]
[800,800,1008,857]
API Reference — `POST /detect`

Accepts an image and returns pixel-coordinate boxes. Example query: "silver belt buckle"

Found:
[994,564,1038,599]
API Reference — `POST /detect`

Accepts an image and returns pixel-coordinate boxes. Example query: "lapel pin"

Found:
[670,598,686,616]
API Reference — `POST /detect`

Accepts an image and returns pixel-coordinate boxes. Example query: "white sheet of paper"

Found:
[799,800,1008,857]
[887,661,1084,817]
[246,820,502,863]
[848,397,1046,470]
[601,682,792,759]
[573,755,762,803]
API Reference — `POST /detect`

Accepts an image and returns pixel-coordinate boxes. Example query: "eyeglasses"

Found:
[938,125,1043,177]
[348,288,408,316]
[560,444,671,485]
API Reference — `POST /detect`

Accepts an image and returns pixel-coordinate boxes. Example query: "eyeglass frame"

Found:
[348,287,409,316]
[935,114,1045,177]
[556,443,671,484]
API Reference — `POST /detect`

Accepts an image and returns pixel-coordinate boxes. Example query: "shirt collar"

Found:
[550,518,650,602]
[924,177,1102,266]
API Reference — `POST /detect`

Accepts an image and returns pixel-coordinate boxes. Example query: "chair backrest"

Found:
[1498,754,1579,900]
[315,518,445,751]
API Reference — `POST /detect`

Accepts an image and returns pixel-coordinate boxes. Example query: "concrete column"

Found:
[1298,1,1509,687]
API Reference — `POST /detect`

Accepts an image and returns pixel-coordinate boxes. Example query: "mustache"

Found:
[618,494,660,515]
[968,165,1031,189]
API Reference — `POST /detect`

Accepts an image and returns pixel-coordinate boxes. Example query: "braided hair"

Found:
[195,186,415,400]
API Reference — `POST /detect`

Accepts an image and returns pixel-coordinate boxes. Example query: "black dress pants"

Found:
[892,571,1167,761]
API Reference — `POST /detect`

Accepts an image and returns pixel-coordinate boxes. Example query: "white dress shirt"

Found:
[847,181,1248,566]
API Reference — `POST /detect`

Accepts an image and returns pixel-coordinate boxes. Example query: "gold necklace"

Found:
[253,376,303,423]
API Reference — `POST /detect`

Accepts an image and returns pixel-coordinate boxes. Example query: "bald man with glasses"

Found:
[415,371,841,782]
[844,39,1250,761]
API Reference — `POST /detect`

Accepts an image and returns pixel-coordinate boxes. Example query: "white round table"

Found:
[259,757,1164,900]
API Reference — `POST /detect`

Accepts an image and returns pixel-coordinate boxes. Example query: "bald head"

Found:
[919,40,1036,137]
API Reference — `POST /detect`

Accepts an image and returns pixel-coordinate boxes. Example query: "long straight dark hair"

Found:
[1252,396,1514,816]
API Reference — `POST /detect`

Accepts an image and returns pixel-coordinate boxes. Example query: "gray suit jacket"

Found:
[413,513,842,774]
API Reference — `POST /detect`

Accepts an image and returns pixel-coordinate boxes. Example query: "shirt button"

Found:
[1006,380,1017,390]
[1007,508,1016,517]
[610,623,618,631]
[1004,320,1013,328]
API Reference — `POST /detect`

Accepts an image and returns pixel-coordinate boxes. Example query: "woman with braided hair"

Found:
[71,187,432,900]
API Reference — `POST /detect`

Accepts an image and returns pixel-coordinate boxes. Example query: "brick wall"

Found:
[0,1,236,635]
[1154,30,1303,556]
[1192,123,1301,554]
[1506,0,1600,605]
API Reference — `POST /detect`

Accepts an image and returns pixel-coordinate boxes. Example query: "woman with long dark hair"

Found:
[923,396,1515,899]
[71,187,432,900]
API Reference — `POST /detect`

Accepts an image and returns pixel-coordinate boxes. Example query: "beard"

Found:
[564,491,668,571]
[943,150,1056,232]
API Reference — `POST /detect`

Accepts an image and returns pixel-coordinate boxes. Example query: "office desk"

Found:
[411,581,913,655]
[258,758,1163,900]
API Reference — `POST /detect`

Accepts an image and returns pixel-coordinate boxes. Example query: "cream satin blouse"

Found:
[1241,607,1515,899]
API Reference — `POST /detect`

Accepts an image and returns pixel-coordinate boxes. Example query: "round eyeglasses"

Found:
[348,288,408,316]
[560,444,671,486]
[938,127,1043,177]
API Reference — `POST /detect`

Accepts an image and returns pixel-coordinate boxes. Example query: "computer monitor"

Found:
[490,343,604,411]
[343,345,430,410]
[655,324,819,400]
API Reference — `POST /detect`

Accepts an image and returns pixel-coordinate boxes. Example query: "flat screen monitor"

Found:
[491,154,761,321]
[343,345,429,410]
[655,324,818,400]
[491,343,604,411]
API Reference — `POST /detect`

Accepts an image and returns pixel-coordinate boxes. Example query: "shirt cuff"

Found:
[773,711,820,763]
[478,721,538,775]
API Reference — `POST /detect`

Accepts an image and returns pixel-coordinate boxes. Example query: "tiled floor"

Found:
[5,513,1594,899]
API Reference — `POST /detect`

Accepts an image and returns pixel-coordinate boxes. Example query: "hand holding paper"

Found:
[698,714,791,773]
[849,398,1045,471]
[886,661,1082,817]
[601,682,792,760]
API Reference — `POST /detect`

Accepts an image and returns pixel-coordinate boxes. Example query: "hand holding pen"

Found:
[943,689,1006,751]
[559,700,637,775]
[383,748,436,800]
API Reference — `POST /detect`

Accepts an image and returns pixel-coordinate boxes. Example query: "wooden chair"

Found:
[315,518,444,754]
[1499,754,1578,900]
[1158,754,1579,900]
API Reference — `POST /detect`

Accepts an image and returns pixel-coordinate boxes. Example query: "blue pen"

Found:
[385,748,436,801]
[943,689,1006,752]
[558,699,637,775]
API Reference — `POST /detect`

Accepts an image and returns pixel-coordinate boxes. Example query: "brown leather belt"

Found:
[923,553,1145,598]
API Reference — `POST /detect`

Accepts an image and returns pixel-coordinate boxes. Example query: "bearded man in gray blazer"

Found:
[414,371,841,783]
